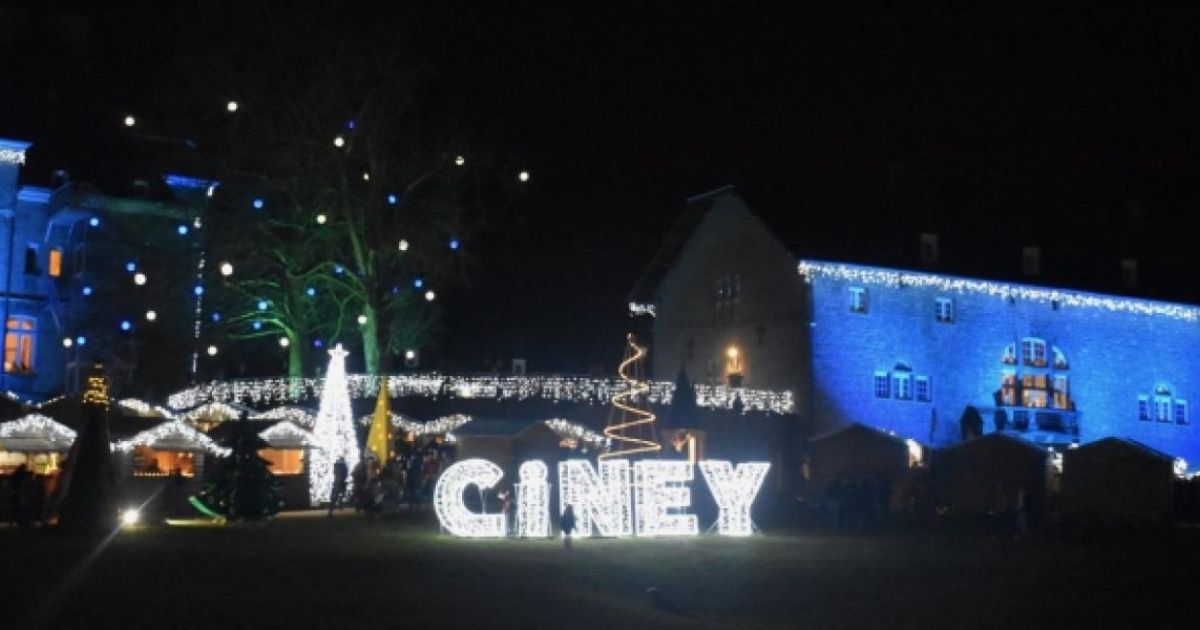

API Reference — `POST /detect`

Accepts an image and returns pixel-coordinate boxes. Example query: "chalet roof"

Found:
[1068,437,1177,463]
[0,414,76,452]
[452,417,546,438]
[809,422,910,446]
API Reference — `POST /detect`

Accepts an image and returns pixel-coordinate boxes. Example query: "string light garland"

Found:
[434,458,507,537]
[0,414,77,450]
[798,260,1200,322]
[558,459,633,537]
[309,344,360,506]
[600,334,661,460]
[515,460,551,537]
[633,461,698,537]
[628,302,656,317]
[176,401,246,425]
[166,374,793,414]
[113,420,230,456]
[544,418,609,450]
[258,421,317,449]
[0,148,26,165]
[697,460,770,536]
[117,398,176,419]
[251,406,316,427]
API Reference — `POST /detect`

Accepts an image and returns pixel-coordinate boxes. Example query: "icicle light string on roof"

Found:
[0,414,77,442]
[112,420,231,456]
[798,261,1200,322]
[165,375,793,415]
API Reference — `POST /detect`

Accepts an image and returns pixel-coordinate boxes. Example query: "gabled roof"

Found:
[628,185,737,305]
[113,419,230,456]
[452,417,547,438]
[944,431,1051,455]
[809,422,910,445]
[1069,437,1177,462]
[0,414,77,452]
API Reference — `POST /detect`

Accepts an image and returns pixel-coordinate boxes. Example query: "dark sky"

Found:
[4,4,1200,374]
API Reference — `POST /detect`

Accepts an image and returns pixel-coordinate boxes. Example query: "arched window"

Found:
[4,317,36,375]
[998,339,1071,416]
[1154,385,1172,423]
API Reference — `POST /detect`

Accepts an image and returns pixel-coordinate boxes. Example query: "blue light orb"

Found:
[449,238,460,250]
[177,224,189,236]
[193,285,204,296]
[211,311,221,322]
[120,320,132,332]
[75,336,87,346]
[125,261,136,272]
[88,217,99,228]
[257,300,268,311]
[313,339,324,348]
[81,286,93,296]
[413,278,424,289]
[347,119,356,129]
[335,265,344,274]
[306,287,316,297]
[252,198,264,209]
[252,321,262,330]
[387,193,397,205]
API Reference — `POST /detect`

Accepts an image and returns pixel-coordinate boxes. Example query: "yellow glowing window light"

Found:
[48,248,62,277]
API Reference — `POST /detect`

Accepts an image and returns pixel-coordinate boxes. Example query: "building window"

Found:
[48,248,63,277]
[1175,400,1189,425]
[915,376,931,402]
[714,273,741,324]
[1155,387,1172,423]
[849,287,868,314]
[935,297,954,323]
[893,372,912,400]
[1021,338,1047,367]
[1052,375,1070,410]
[23,246,39,275]
[4,317,36,375]
[1138,396,1150,421]
[1022,246,1040,276]
[874,372,889,398]
[1001,345,1017,365]
[1001,371,1017,405]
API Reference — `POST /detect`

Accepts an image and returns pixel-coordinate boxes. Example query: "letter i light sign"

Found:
[433,458,769,538]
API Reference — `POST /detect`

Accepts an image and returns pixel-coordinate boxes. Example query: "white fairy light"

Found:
[145,310,157,321]
[424,290,436,302]
[518,170,530,182]
[398,239,409,252]
[176,401,244,425]
[117,398,175,419]
[633,461,697,537]
[309,344,360,506]
[113,420,230,456]
[544,418,608,450]
[357,314,368,325]
[0,149,26,165]
[226,100,239,112]
[207,345,219,357]
[558,459,632,537]
[1175,457,1189,478]
[697,461,770,537]
[251,406,316,427]
[362,172,370,181]
[133,272,147,286]
[124,115,136,127]
[515,460,551,538]
[258,421,317,449]
[333,135,345,148]
[219,261,234,276]
[316,214,327,225]
[627,302,657,317]
[279,337,290,348]
[434,458,507,537]
[454,155,465,166]
[798,260,1200,323]
[62,337,73,348]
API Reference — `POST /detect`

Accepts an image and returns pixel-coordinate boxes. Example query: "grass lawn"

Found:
[3,512,1198,629]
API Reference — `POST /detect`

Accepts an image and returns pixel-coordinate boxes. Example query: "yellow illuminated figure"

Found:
[600,334,662,460]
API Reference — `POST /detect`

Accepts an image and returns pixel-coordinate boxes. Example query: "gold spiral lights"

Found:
[600,334,661,460]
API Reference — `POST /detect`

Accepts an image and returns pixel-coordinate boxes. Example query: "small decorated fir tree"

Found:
[199,414,281,520]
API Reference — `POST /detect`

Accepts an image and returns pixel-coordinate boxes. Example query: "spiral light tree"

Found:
[600,334,662,460]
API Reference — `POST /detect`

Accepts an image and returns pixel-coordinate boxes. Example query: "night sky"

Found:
[4,4,1200,374]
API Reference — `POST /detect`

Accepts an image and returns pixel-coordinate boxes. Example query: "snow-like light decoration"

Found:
[177,401,245,425]
[798,260,1200,322]
[905,438,924,468]
[117,398,176,419]
[544,418,608,450]
[558,459,632,537]
[628,302,656,317]
[309,344,361,506]
[252,406,315,427]
[0,414,77,451]
[697,460,770,537]
[113,420,230,456]
[515,460,550,538]
[259,421,317,449]
[434,458,506,537]
[167,374,793,415]
[1175,457,1189,478]
[601,334,661,460]
[0,149,26,165]
[633,461,697,537]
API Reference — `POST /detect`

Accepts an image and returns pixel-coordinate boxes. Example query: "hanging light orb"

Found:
[518,170,530,182]
[316,214,327,225]
[133,273,147,286]
[398,239,409,252]
[333,135,345,148]
[219,261,234,276]
[454,155,465,166]
[207,345,219,356]
[226,100,238,113]
[357,314,368,325]
[278,337,291,348]
[62,337,73,348]
[123,115,136,127]
[425,290,436,302]
[145,310,157,321]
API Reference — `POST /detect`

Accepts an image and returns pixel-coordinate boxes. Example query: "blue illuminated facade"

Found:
[803,261,1200,464]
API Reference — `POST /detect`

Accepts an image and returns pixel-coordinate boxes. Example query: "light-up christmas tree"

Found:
[600,334,662,460]
[309,343,361,506]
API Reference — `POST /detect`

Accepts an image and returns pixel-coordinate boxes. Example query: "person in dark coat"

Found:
[560,504,577,549]
[329,456,349,516]
[9,464,30,526]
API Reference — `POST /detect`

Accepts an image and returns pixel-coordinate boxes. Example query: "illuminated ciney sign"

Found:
[434,458,770,538]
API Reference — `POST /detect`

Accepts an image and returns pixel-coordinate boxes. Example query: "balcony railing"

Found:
[995,406,1078,434]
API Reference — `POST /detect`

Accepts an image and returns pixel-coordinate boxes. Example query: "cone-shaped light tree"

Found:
[309,344,360,505]
[56,363,118,532]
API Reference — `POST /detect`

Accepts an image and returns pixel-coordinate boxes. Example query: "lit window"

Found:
[893,372,912,400]
[1001,344,1017,365]
[873,372,889,398]
[1175,400,1189,425]
[1021,338,1047,367]
[1155,387,1172,422]
[1052,375,1070,410]
[935,297,953,323]
[260,448,305,475]
[849,287,868,314]
[48,248,63,277]
[1001,371,1017,405]
[4,317,36,375]
[915,376,931,402]
[1138,396,1150,421]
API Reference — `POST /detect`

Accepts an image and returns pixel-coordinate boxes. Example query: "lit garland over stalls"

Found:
[112,419,231,456]
[165,374,794,415]
[0,414,78,450]
[697,460,771,536]
[250,406,316,427]
[117,398,177,419]
[308,344,360,506]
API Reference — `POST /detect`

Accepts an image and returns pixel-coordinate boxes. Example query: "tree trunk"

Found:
[288,333,305,379]
[360,303,380,375]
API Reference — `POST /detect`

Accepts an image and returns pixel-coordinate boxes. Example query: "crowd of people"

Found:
[328,445,452,516]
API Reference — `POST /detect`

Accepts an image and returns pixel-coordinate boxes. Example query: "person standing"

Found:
[329,456,349,516]
[560,504,577,550]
